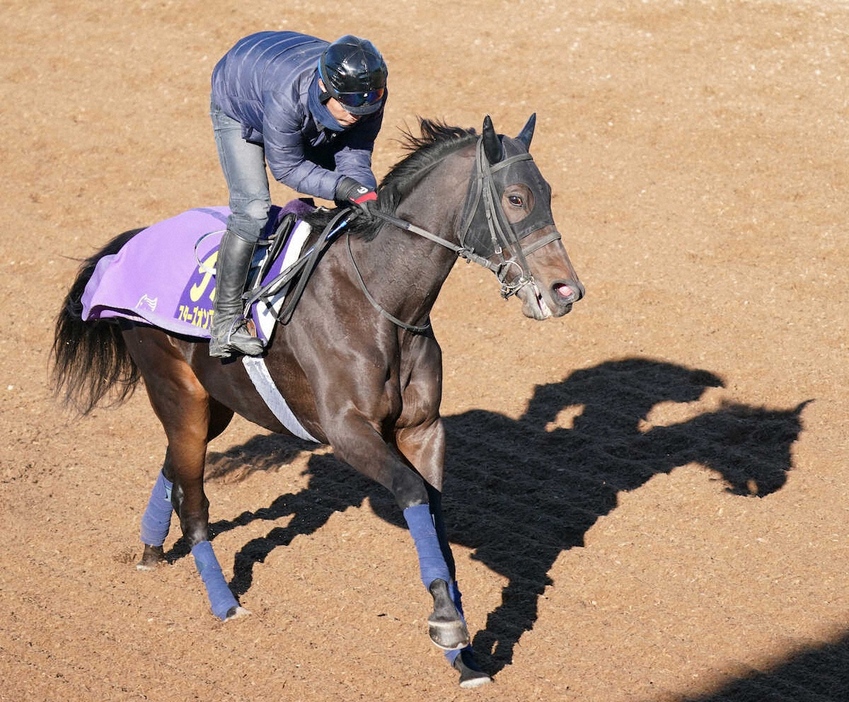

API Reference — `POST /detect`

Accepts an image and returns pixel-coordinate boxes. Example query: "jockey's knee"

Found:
[227,199,270,243]
[243,196,270,223]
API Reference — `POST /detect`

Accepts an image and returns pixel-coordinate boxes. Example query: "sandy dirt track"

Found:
[2,0,849,700]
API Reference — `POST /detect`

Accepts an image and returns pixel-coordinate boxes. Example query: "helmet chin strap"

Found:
[317,78,332,105]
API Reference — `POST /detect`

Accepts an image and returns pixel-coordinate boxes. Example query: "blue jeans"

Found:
[210,101,270,244]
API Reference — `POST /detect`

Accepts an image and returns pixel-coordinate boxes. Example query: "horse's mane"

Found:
[380,119,478,208]
[304,119,478,241]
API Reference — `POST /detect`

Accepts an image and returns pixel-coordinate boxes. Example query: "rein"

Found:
[367,209,497,272]
[368,137,561,299]
[243,209,351,318]
[350,134,562,332]
[346,232,432,334]
[361,133,561,310]
[251,133,561,335]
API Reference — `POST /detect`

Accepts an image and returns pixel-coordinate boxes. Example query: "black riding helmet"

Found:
[318,35,387,116]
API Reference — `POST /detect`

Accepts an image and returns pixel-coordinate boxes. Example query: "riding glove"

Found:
[335,176,377,216]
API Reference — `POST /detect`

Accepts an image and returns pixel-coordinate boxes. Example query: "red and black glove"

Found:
[335,177,377,216]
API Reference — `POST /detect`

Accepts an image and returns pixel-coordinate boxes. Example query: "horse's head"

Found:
[459,115,584,320]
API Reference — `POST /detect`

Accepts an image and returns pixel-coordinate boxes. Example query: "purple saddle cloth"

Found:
[81,200,314,340]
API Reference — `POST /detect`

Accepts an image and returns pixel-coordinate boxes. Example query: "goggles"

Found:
[334,88,385,109]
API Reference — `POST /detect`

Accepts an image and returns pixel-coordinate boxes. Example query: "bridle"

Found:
[251,133,563,335]
[357,135,561,331]
[455,136,561,298]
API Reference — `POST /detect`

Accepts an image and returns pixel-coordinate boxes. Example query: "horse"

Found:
[50,115,584,687]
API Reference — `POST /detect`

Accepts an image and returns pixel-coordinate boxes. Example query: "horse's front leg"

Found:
[326,421,462,638]
[402,499,467,649]
[344,419,461,647]
[395,425,491,687]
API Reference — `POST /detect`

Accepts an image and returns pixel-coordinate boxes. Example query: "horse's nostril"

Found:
[554,282,580,303]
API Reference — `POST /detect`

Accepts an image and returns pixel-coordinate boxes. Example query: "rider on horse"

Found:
[209,31,388,358]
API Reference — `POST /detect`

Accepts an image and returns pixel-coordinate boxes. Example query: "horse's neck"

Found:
[351,203,461,327]
[351,152,472,324]
[361,216,458,315]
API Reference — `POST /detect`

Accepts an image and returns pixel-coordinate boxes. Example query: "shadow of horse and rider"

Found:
[174,357,808,675]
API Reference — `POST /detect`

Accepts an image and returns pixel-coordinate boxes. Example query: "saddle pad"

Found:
[81,202,313,340]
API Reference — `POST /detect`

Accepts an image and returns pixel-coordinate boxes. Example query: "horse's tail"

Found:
[50,228,146,415]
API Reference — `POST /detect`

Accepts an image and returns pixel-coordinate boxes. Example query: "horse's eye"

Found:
[507,194,524,208]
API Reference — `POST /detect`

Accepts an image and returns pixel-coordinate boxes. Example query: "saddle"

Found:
[245,200,354,341]
[79,199,348,343]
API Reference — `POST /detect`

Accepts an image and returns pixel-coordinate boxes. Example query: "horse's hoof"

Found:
[224,605,251,620]
[428,617,471,651]
[136,545,166,571]
[453,649,493,689]
[459,671,493,689]
[427,579,470,650]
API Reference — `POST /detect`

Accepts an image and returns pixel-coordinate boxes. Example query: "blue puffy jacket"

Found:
[211,31,385,200]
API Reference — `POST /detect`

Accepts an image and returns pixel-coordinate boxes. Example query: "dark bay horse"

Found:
[51,115,584,687]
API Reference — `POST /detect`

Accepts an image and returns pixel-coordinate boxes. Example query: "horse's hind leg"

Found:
[136,401,234,570]
[125,328,243,619]
[137,464,174,570]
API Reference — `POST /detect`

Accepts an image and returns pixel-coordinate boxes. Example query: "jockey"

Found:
[209,31,388,358]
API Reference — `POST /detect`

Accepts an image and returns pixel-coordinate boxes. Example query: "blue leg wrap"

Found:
[139,471,173,547]
[403,504,452,590]
[191,540,239,620]
[404,505,471,667]
[449,579,466,618]
[444,581,468,665]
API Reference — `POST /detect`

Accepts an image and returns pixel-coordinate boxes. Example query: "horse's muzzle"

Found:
[546,278,585,318]
[518,277,584,320]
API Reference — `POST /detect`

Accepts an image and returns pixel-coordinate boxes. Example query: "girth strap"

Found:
[242,356,319,442]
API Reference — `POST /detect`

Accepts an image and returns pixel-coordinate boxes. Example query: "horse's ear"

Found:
[482,115,504,164]
[516,113,536,150]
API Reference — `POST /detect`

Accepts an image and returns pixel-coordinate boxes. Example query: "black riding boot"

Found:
[209,230,264,359]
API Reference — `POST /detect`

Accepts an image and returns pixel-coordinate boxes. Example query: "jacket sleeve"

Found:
[261,91,341,201]
[331,110,384,191]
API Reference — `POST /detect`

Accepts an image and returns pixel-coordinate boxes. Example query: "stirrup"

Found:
[209,318,264,358]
